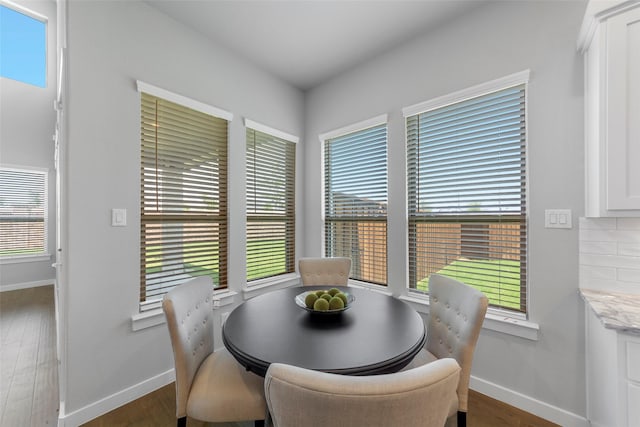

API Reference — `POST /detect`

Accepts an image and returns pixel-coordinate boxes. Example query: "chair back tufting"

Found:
[426,274,488,412]
[265,358,460,427]
[298,257,351,286]
[162,276,215,417]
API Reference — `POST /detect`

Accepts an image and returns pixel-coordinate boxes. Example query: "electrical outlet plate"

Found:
[545,209,572,229]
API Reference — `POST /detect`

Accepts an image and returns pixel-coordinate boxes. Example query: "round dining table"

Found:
[222,286,427,377]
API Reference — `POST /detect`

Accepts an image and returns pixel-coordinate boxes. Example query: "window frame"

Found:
[245,118,298,284]
[320,114,389,287]
[0,165,49,264]
[403,70,530,317]
[137,81,232,312]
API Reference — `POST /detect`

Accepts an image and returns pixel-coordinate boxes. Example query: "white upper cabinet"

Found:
[579,1,640,217]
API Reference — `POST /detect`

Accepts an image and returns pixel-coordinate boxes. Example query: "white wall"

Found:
[62,0,303,421]
[0,0,56,290]
[304,0,587,423]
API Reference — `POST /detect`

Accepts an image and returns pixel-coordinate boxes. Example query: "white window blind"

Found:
[0,167,47,257]
[324,123,388,285]
[246,127,296,281]
[140,92,228,308]
[407,84,528,313]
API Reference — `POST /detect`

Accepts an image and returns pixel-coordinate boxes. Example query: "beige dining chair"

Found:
[162,276,267,427]
[405,273,489,427]
[264,358,461,427]
[298,257,351,286]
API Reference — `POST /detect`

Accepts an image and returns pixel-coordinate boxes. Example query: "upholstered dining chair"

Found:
[264,358,461,427]
[162,276,266,427]
[298,257,351,286]
[405,274,489,427]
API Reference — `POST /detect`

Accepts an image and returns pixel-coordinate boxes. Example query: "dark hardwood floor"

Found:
[1,286,559,427]
[0,285,59,426]
[467,390,559,427]
[81,382,559,427]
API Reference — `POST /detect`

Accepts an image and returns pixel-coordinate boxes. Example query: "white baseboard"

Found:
[0,279,54,292]
[57,369,175,427]
[470,376,589,427]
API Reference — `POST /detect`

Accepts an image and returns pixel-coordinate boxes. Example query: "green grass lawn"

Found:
[144,239,289,283]
[416,258,522,310]
[144,240,522,311]
[246,238,288,280]
[144,242,220,284]
[0,248,44,256]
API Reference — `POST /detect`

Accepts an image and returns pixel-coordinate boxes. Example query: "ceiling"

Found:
[145,0,487,91]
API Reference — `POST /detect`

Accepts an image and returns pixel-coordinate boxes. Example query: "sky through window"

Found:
[0,4,46,88]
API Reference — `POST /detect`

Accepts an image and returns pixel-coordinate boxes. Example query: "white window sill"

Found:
[399,293,540,341]
[347,280,393,296]
[131,308,165,331]
[0,253,51,265]
[213,289,237,307]
[132,288,239,331]
[243,273,300,299]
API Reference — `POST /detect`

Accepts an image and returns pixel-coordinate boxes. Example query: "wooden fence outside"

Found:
[0,221,45,252]
[328,220,522,286]
[412,222,523,282]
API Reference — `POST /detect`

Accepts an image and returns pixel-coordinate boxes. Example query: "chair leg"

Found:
[177,416,187,427]
[264,408,273,427]
[255,420,265,427]
[457,411,466,427]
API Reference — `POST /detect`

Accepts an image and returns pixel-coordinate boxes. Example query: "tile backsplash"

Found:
[579,217,640,294]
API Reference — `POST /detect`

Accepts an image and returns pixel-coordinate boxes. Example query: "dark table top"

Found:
[222,286,426,377]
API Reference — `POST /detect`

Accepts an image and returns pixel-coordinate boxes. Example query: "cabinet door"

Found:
[625,338,640,426]
[586,307,620,426]
[606,7,640,210]
[628,382,640,427]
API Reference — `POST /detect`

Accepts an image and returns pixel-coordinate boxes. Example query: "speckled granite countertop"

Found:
[580,289,640,335]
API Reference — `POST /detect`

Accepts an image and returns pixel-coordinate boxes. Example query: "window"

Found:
[405,72,528,313]
[0,167,47,259]
[0,4,46,87]
[246,121,297,281]
[323,117,388,285]
[138,82,230,309]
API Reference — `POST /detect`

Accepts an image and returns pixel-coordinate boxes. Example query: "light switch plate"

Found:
[545,209,572,229]
[111,208,127,226]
